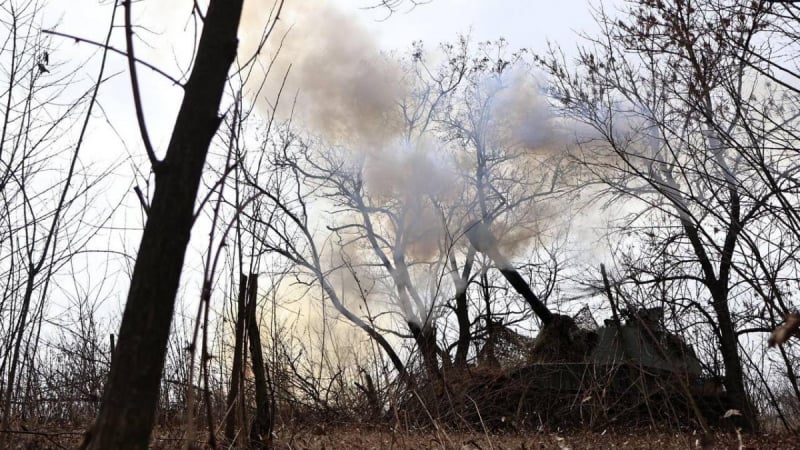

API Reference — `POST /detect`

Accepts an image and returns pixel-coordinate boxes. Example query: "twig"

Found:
[123,0,160,169]
[0,429,82,437]
[41,29,183,86]
[133,185,150,216]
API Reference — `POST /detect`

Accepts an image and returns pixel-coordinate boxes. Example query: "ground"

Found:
[266,427,794,450]
[5,424,798,449]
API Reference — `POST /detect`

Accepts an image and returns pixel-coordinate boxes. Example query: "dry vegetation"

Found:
[5,424,799,449]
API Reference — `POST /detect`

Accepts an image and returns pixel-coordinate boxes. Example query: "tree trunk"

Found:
[408,321,441,380]
[453,248,475,369]
[225,274,248,443]
[1,273,36,429]
[711,288,758,432]
[357,370,381,420]
[246,273,271,448]
[82,2,244,448]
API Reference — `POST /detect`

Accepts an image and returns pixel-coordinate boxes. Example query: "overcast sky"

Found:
[357,0,601,52]
[32,0,614,320]
[39,0,610,173]
[50,0,605,66]
[40,0,613,243]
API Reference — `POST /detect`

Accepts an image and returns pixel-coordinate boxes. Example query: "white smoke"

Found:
[236,2,576,325]
[490,69,565,151]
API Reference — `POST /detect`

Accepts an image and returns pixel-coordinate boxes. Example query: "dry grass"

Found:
[4,424,796,449]
[269,426,795,450]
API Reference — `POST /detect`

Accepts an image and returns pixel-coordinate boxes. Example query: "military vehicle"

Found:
[448,221,729,428]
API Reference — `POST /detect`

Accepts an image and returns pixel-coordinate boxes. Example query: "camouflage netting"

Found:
[477,306,600,368]
[529,314,598,363]
[476,320,535,369]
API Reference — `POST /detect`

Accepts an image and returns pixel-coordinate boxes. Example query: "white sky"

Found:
[49,0,605,68]
[37,0,612,220]
[357,0,600,52]
[31,0,614,324]
[42,0,608,147]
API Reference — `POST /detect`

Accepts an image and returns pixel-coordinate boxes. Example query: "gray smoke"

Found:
[237,2,577,323]
[240,0,405,147]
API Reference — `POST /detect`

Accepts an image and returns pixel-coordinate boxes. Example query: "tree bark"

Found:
[679,190,758,431]
[711,287,758,432]
[82,1,244,448]
[246,273,271,448]
[224,274,248,443]
[453,248,475,369]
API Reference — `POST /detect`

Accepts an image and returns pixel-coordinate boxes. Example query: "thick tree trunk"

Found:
[82,2,244,448]
[246,273,271,448]
[681,215,758,431]
[224,274,248,443]
[711,288,758,432]
[408,321,441,379]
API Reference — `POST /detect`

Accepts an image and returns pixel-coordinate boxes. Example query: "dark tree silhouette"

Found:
[82,1,247,448]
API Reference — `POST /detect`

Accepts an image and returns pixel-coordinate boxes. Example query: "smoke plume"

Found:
[237,2,578,324]
[491,70,565,151]
[240,0,405,147]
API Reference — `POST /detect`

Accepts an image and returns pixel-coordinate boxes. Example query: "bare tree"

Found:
[236,126,409,381]
[253,38,570,385]
[81,1,281,447]
[0,0,116,436]
[536,0,800,431]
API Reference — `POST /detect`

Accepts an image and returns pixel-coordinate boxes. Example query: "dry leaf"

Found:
[723,409,742,418]
[768,313,800,347]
